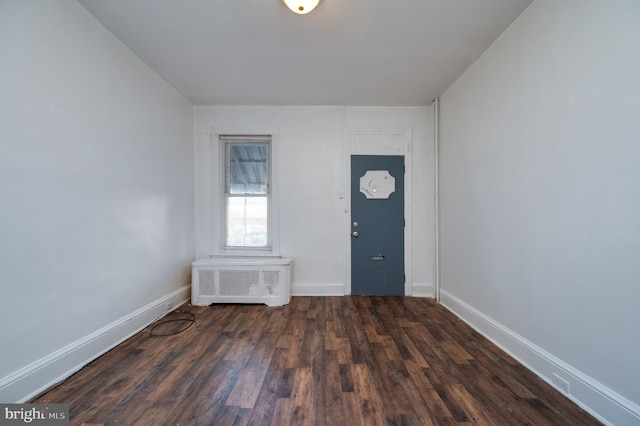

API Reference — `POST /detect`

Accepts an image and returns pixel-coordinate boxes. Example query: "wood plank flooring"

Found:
[34,297,601,425]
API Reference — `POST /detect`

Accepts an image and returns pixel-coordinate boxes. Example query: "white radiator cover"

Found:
[191,257,292,306]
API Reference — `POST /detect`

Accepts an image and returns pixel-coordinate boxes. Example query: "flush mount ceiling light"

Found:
[282,0,321,15]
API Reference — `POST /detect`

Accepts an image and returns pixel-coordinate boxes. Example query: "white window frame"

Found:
[211,129,280,257]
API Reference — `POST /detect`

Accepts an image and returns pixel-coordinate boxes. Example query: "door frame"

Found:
[342,124,413,296]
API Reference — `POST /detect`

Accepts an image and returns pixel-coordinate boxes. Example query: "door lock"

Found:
[352,231,359,237]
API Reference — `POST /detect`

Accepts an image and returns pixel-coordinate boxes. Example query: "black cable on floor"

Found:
[149,311,195,336]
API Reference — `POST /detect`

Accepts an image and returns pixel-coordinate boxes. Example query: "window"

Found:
[221,135,271,249]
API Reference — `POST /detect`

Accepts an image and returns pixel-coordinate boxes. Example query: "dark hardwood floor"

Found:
[34,296,600,425]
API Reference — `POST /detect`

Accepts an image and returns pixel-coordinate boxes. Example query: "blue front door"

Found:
[351,155,404,296]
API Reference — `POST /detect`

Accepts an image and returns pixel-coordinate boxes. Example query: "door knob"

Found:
[352,231,359,237]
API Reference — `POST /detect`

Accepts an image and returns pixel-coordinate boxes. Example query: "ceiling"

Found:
[78,0,532,106]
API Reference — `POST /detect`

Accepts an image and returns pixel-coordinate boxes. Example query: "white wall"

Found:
[194,106,433,296]
[439,0,640,424]
[0,1,194,401]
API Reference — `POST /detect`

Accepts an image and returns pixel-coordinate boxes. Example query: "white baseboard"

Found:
[292,283,434,297]
[292,283,345,296]
[411,282,433,297]
[0,285,191,403]
[439,290,640,426]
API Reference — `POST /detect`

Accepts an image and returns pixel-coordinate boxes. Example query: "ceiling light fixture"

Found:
[282,0,320,15]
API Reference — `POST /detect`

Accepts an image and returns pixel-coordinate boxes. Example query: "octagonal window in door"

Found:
[359,170,395,199]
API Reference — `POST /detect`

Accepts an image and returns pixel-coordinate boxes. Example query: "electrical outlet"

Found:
[552,373,570,394]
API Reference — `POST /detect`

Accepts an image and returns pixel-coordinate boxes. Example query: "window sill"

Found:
[211,249,280,258]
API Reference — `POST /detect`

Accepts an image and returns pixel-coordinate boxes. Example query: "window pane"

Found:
[226,196,268,247]
[227,143,268,195]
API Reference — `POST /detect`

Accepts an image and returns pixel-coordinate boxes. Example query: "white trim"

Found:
[342,124,413,295]
[439,290,640,426]
[432,97,441,302]
[411,282,434,298]
[0,286,191,403]
[292,283,345,296]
